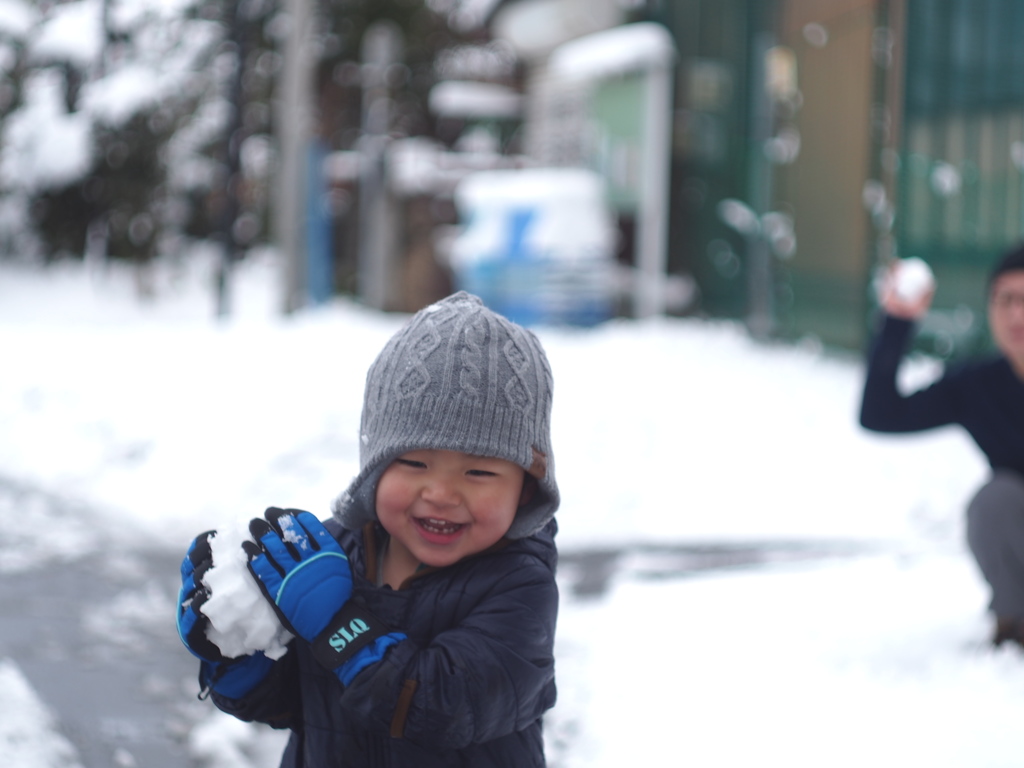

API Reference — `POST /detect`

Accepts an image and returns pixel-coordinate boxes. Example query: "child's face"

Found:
[375,449,526,571]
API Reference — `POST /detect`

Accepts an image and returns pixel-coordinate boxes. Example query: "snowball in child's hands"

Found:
[199,521,293,660]
[891,257,935,302]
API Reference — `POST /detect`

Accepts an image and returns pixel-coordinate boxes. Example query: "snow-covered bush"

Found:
[0,0,276,266]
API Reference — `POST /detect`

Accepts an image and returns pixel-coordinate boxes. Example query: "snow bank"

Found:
[0,658,84,768]
[188,710,289,768]
[550,551,1024,768]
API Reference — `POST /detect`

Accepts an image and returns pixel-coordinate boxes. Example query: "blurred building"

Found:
[456,0,1024,355]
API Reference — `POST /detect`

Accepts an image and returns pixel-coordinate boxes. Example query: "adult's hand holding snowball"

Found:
[892,257,935,301]
[880,257,936,319]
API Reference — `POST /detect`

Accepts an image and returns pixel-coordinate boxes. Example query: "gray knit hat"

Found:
[332,291,558,539]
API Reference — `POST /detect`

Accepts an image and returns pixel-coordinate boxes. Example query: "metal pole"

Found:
[746,26,776,340]
[216,0,246,319]
[275,0,314,314]
[634,56,674,318]
[356,21,403,311]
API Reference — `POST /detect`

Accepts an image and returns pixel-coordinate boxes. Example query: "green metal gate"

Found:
[654,0,772,321]
[898,0,1024,356]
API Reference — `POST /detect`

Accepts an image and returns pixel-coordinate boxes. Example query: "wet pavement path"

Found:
[0,548,202,768]
[0,486,876,768]
[558,539,871,598]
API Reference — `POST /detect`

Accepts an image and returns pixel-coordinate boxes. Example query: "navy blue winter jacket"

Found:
[212,518,559,768]
[859,314,1024,476]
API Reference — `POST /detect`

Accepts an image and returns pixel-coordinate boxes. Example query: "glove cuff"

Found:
[200,652,274,699]
[310,601,393,671]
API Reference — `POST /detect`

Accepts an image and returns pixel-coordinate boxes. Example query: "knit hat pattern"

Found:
[332,292,558,539]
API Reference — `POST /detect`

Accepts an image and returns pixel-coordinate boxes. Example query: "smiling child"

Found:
[177,291,560,767]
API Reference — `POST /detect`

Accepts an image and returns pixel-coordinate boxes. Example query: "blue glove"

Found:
[335,633,406,686]
[243,508,354,641]
[197,654,274,699]
[177,530,232,663]
[244,508,405,684]
[177,531,273,698]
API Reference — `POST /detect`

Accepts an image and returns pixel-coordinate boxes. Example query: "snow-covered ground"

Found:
[1,250,1019,768]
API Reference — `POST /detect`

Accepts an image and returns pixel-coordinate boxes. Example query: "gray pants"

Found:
[967,469,1024,619]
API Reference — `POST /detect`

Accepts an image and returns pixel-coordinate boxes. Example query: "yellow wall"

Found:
[772,0,881,344]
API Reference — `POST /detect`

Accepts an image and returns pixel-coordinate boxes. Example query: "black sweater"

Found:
[859,315,1024,476]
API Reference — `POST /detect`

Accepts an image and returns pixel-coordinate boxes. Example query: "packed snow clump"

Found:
[200,521,293,660]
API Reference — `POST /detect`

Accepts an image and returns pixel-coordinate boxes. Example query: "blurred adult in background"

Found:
[859,245,1024,647]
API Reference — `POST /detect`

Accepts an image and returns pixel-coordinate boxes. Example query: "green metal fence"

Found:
[658,0,1024,356]
[898,0,1024,356]
[657,0,770,321]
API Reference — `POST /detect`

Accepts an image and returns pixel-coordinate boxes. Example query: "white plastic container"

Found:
[450,168,617,326]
